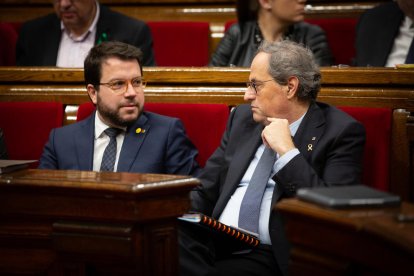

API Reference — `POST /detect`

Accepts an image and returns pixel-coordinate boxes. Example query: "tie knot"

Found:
[104,127,121,138]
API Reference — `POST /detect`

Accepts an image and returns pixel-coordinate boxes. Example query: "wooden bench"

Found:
[0,66,413,202]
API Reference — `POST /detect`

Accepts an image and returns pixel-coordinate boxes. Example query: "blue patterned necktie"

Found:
[100,128,121,172]
[238,146,276,235]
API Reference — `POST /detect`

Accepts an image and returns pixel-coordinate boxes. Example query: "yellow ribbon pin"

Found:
[136,128,145,134]
[307,144,313,151]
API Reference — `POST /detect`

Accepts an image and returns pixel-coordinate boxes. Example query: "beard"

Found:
[96,97,140,128]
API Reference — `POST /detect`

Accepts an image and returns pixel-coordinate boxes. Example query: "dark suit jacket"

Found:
[191,102,365,275]
[355,2,404,66]
[39,111,200,176]
[16,5,155,66]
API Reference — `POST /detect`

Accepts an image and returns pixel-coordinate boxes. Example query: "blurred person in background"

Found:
[16,0,155,67]
[209,0,333,67]
[355,0,414,67]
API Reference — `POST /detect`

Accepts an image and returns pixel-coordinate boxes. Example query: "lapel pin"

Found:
[307,144,313,151]
[136,127,145,134]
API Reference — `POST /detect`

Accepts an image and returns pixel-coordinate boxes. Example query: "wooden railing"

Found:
[0,66,413,202]
[0,66,413,107]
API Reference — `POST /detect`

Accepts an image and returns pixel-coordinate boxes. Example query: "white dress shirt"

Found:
[386,16,414,67]
[93,111,126,172]
[56,3,100,67]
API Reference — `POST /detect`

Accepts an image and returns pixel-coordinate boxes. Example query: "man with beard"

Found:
[39,41,200,176]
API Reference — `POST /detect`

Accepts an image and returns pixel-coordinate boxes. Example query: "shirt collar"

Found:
[94,110,110,140]
[94,110,127,140]
[290,111,306,137]
[403,16,414,30]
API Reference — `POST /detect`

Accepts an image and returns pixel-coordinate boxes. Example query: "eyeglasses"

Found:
[99,78,147,94]
[246,79,274,94]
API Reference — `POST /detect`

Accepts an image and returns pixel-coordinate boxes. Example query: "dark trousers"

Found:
[178,221,282,276]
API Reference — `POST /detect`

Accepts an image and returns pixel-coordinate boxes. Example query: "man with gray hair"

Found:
[180,40,365,276]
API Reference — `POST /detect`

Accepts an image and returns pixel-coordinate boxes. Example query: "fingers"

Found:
[262,117,295,156]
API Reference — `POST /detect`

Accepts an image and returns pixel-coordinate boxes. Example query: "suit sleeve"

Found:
[208,24,239,67]
[131,22,156,66]
[15,23,30,66]
[303,24,334,66]
[274,119,365,197]
[164,119,201,176]
[38,129,58,169]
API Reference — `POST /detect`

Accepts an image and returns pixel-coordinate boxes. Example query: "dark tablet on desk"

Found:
[297,185,401,209]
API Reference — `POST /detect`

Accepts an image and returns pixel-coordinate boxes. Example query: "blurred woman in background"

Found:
[210,0,333,67]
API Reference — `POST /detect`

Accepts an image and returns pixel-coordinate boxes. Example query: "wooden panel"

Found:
[0,169,199,275]
[276,198,414,275]
[407,114,414,202]
[0,66,413,108]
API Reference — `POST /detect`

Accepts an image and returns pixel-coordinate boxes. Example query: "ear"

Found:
[286,76,299,99]
[258,0,272,10]
[87,84,98,105]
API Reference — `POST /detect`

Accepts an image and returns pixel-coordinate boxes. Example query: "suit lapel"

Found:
[117,113,150,172]
[293,103,325,161]
[95,5,111,44]
[74,112,95,170]
[213,120,263,217]
[45,16,62,65]
[271,102,325,205]
[378,8,405,65]
[213,103,327,215]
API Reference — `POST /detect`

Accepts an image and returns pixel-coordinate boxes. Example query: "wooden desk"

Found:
[0,169,199,275]
[276,198,414,275]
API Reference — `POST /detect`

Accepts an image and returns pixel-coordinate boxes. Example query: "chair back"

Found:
[305,18,358,65]
[339,106,392,191]
[0,102,64,162]
[0,22,18,66]
[147,21,210,66]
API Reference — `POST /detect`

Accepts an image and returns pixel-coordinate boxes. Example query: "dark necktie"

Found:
[100,128,121,172]
[238,146,276,234]
[405,38,414,64]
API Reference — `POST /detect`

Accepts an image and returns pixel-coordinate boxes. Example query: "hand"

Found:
[261,117,296,156]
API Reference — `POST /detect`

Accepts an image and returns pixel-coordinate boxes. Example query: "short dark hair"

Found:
[84,41,143,90]
[257,40,321,101]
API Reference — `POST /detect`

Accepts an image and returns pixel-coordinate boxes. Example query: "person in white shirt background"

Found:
[355,0,414,66]
[16,0,155,67]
